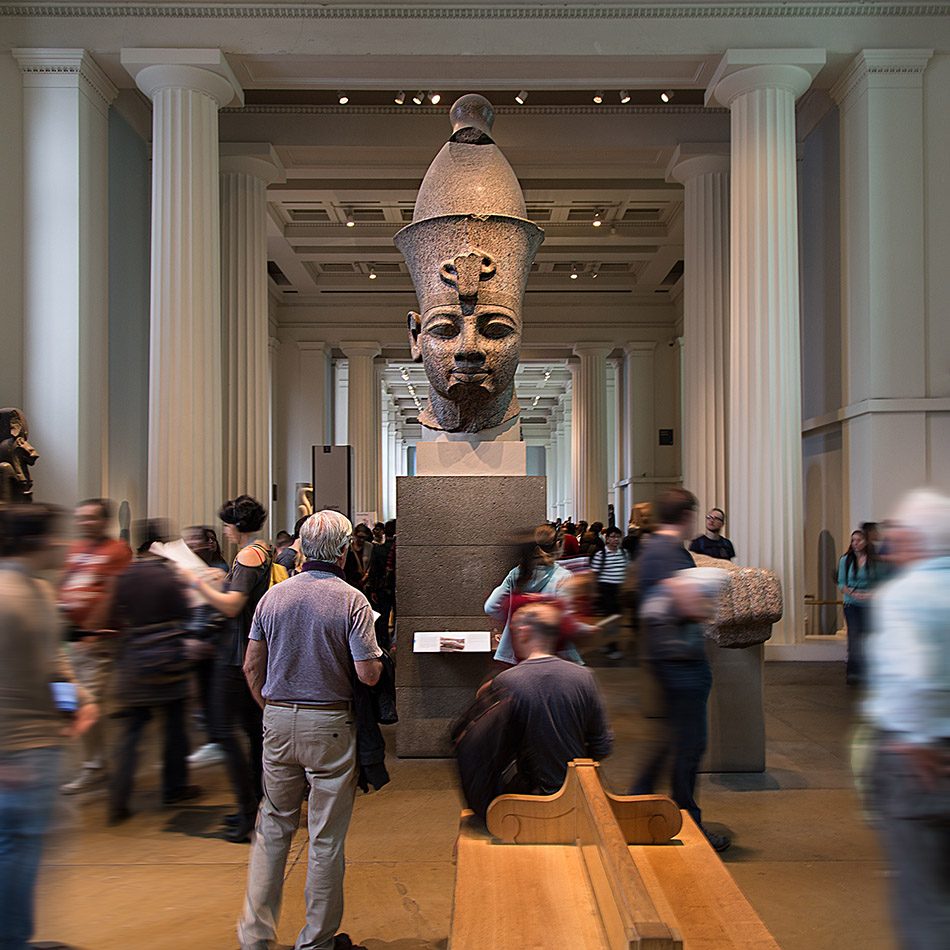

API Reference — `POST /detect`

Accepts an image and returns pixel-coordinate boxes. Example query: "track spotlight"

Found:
[337,91,349,105]
[661,90,673,103]
[412,90,425,105]
[344,210,355,228]
[570,264,579,280]
[619,90,631,104]
[368,265,377,280]
[592,209,603,228]
[593,91,604,104]
[394,91,406,105]
[428,91,441,105]
[515,90,528,105]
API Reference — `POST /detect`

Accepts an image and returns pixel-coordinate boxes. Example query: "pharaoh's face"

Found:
[413,303,521,404]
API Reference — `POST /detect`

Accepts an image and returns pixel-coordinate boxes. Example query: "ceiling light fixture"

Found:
[515,90,528,104]
[619,90,631,104]
[368,266,377,280]
[592,209,603,228]
[344,210,355,228]
[661,90,673,103]
[570,264,579,280]
[337,91,349,105]
[394,91,406,105]
[412,91,425,105]
[428,91,441,105]
[593,91,604,104]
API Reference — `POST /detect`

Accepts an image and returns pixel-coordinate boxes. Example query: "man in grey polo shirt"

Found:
[238,509,382,950]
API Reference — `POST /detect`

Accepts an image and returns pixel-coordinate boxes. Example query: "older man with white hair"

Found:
[238,509,382,950]
[864,488,950,950]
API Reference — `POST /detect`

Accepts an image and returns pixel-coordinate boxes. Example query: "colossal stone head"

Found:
[394,95,543,434]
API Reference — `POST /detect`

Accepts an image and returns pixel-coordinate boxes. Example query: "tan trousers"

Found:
[68,641,115,769]
[238,704,357,950]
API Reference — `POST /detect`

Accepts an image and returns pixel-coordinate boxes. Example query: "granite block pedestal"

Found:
[395,474,546,757]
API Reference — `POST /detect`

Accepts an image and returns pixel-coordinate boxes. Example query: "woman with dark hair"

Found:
[485,525,582,666]
[193,495,272,842]
[837,528,880,686]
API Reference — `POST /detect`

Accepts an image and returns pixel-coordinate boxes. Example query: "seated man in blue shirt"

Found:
[495,601,613,795]
[689,507,736,561]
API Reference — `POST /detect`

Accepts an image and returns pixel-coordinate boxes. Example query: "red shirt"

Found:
[561,533,580,557]
[58,538,132,631]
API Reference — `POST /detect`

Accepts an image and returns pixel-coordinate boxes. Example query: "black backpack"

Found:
[451,684,524,821]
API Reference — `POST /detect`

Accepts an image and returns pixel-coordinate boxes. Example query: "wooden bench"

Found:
[450,759,779,950]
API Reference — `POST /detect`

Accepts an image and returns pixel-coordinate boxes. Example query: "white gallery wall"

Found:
[0,55,23,410]
[106,108,150,529]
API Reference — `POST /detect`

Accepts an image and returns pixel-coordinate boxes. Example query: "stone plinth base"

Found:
[700,641,765,773]
[416,441,526,476]
[395,474,546,757]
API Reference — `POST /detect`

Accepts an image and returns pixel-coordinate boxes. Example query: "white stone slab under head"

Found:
[416,441,527,476]
[413,631,492,653]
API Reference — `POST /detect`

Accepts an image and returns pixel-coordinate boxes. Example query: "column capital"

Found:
[121,48,243,108]
[340,341,382,360]
[220,143,286,185]
[666,144,730,184]
[706,49,825,109]
[573,342,613,360]
[13,49,117,114]
[623,341,657,357]
[830,49,933,106]
[296,341,330,355]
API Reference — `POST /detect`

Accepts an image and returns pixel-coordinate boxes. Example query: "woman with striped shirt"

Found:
[591,526,629,616]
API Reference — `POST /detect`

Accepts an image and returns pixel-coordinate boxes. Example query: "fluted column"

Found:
[220,144,284,508]
[624,342,657,507]
[572,343,611,524]
[668,146,730,517]
[831,50,933,527]
[14,50,117,505]
[709,50,824,644]
[341,342,382,519]
[561,399,574,520]
[122,49,242,528]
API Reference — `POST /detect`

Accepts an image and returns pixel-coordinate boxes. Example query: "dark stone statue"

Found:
[394,95,544,436]
[0,408,39,503]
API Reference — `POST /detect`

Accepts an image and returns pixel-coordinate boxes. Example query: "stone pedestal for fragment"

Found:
[393,95,545,756]
[693,554,784,773]
[395,476,546,756]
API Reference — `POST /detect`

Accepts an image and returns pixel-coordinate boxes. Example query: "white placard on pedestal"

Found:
[413,631,492,653]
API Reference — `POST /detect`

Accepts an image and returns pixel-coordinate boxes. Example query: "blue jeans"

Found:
[844,602,869,684]
[0,746,62,949]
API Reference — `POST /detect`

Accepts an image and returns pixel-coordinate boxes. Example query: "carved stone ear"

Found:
[407,311,423,362]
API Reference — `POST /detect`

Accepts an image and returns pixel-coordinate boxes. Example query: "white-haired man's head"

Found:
[300,510,353,562]
[891,488,950,559]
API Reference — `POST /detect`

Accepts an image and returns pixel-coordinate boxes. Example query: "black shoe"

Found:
[224,817,255,843]
[107,807,132,826]
[333,935,367,950]
[702,828,731,853]
[162,784,203,806]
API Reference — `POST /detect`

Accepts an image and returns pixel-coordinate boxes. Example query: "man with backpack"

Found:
[458,601,612,806]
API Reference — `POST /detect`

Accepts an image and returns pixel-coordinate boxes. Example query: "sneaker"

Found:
[187,742,226,767]
[702,828,731,853]
[60,767,107,795]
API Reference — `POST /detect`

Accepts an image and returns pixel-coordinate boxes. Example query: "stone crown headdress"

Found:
[394,94,544,316]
